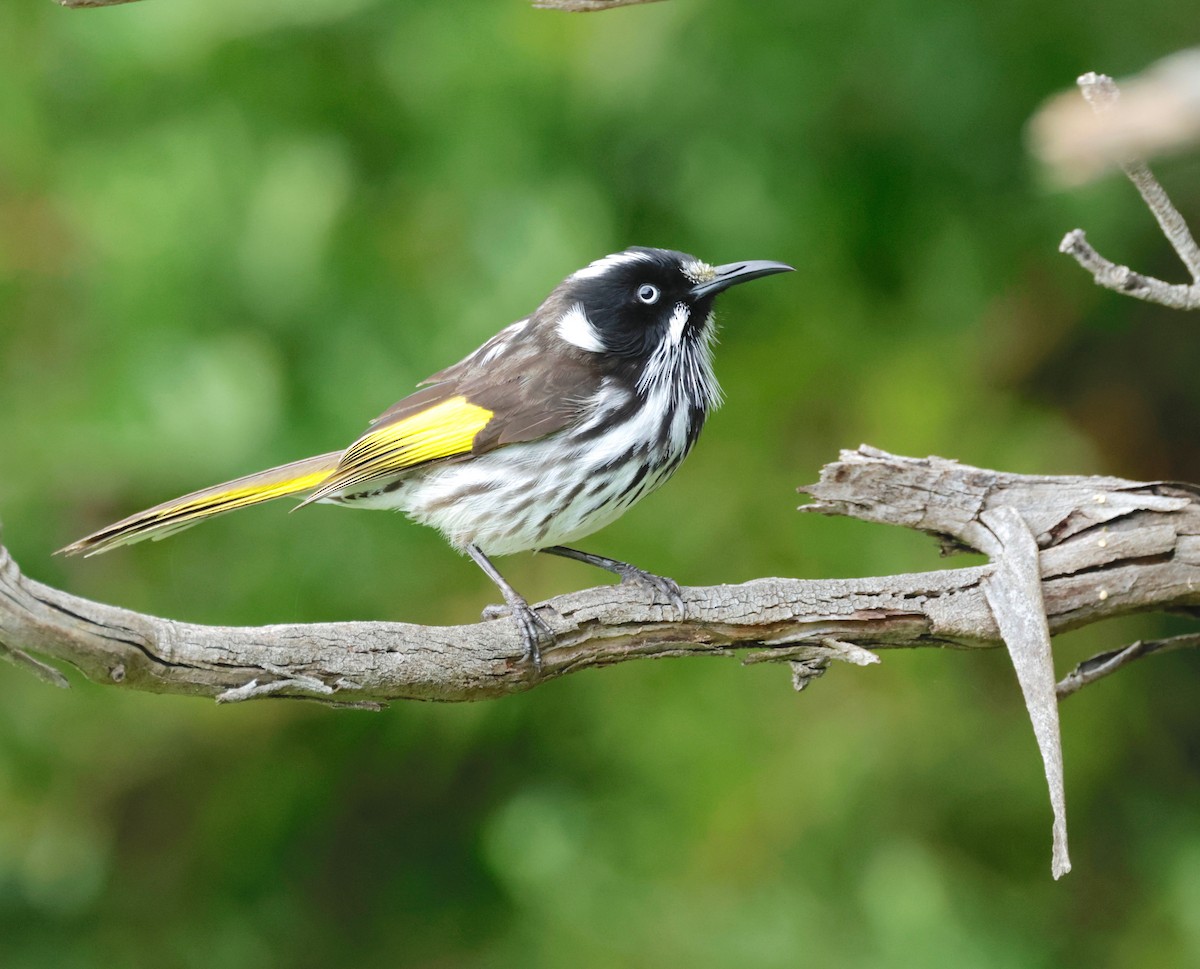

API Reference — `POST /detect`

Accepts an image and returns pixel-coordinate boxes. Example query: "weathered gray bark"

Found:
[3,447,1197,707]
[0,538,991,707]
[804,449,1200,880]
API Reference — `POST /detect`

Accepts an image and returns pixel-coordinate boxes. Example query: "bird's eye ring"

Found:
[636,283,660,305]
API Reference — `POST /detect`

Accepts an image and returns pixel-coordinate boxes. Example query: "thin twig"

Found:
[1056,633,1200,698]
[0,640,71,689]
[743,637,881,693]
[1058,229,1200,309]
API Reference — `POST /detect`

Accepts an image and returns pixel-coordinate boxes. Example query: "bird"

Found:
[61,247,793,666]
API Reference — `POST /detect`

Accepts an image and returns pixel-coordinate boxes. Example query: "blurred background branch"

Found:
[57,0,668,9]
[1031,52,1200,184]
[1033,65,1200,307]
[532,0,667,11]
[57,0,144,8]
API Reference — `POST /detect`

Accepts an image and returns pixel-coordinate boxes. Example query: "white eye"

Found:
[636,283,660,305]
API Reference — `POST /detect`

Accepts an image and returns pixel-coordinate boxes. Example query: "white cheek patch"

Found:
[556,302,605,352]
[668,302,690,345]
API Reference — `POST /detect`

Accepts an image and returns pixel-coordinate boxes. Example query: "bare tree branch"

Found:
[5,447,1199,710]
[1043,71,1200,306]
[0,538,980,706]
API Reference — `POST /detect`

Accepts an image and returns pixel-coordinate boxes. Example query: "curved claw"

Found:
[616,566,686,616]
[480,601,553,669]
[465,543,553,671]
[538,547,687,618]
[509,600,554,671]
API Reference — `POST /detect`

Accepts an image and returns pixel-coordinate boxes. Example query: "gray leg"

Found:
[467,544,552,669]
[541,546,686,613]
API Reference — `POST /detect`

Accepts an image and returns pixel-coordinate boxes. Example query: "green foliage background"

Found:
[2,1,1199,966]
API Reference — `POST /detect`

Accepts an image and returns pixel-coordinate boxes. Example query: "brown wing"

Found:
[301,318,602,503]
[452,316,606,450]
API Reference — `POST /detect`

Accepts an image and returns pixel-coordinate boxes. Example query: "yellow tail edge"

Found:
[59,451,343,557]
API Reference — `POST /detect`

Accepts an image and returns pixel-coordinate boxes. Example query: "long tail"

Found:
[59,451,344,557]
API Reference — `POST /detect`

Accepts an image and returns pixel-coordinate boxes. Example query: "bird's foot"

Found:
[481,599,553,671]
[615,565,686,615]
[539,546,687,617]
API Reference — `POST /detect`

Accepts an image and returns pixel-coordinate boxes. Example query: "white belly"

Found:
[392,438,685,555]
[332,374,712,556]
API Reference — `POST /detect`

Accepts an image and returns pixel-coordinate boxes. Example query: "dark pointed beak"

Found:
[690,259,794,299]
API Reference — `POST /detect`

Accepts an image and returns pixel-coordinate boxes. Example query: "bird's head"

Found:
[544,247,793,361]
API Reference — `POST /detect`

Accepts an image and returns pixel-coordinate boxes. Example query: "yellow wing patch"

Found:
[301,395,493,503]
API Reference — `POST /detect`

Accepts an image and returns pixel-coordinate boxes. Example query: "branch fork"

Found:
[1051,72,1200,306]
